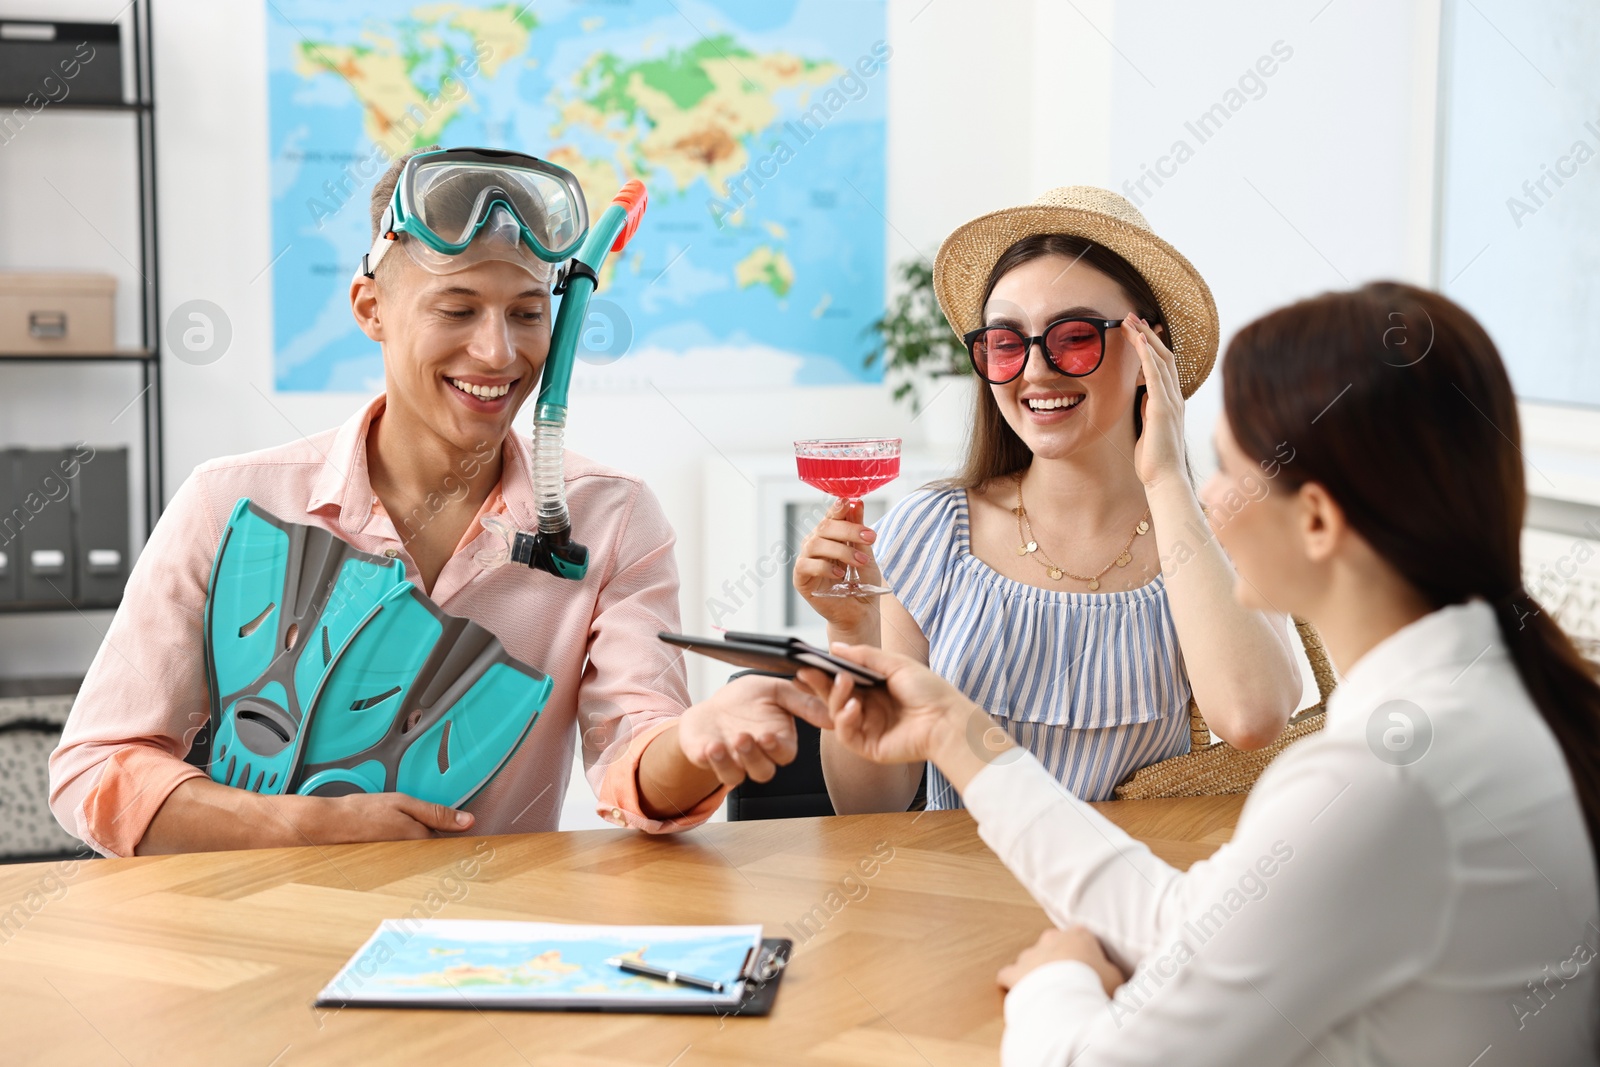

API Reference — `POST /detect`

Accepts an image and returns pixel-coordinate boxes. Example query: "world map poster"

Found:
[265,0,890,393]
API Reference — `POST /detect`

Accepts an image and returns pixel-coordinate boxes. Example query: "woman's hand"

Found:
[796,644,1014,791]
[997,926,1127,998]
[677,673,833,787]
[1125,315,1186,491]
[792,499,883,637]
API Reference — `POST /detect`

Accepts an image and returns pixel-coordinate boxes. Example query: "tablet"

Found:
[658,631,886,687]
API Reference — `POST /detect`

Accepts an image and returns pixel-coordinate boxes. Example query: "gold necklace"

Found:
[1012,473,1150,590]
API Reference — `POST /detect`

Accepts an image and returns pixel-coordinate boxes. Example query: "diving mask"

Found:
[360,147,589,279]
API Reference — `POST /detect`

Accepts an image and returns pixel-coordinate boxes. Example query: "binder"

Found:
[13,449,75,605]
[0,449,19,604]
[71,446,129,607]
[0,21,124,106]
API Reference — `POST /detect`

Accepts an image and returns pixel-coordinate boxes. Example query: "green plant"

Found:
[864,258,971,414]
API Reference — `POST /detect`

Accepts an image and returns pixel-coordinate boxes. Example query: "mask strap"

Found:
[357,203,402,280]
[359,234,397,280]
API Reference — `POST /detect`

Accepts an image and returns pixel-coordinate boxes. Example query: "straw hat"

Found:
[933,186,1219,398]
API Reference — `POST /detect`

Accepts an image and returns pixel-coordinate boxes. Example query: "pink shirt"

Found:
[49,395,723,856]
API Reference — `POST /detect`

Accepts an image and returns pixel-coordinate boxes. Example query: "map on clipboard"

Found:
[316,920,792,1015]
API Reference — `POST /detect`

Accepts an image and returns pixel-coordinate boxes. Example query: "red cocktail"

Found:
[794,437,901,598]
[795,454,900,499]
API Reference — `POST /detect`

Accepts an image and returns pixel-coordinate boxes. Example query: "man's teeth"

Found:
[1027,395,1085,412]
[449,378,512,400]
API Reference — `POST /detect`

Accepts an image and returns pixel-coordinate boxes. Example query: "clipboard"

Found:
[659,630,886,687]
[313,920,793,1016]
[699,937,792,1018]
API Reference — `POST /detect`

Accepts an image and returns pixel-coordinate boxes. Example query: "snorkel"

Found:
[487,180,649,582]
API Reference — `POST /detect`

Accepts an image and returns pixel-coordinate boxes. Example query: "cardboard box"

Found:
[0,271,117,355]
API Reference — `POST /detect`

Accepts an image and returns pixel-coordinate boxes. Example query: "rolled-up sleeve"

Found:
[578,479,727,832]
[48,471,215,857]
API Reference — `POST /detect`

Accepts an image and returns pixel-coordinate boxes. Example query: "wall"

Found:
[1103,0,1439,477]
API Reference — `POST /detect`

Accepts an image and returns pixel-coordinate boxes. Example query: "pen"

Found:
[604,956,726,993]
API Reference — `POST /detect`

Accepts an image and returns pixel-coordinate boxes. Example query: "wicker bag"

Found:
[1114,618,1338,799]
[0,679,88,861]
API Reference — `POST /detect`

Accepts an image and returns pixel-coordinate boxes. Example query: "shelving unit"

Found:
[0,0,163,620]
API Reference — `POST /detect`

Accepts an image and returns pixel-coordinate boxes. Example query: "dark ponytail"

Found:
[1222,282,1600,906]
[1489,590,1600,854]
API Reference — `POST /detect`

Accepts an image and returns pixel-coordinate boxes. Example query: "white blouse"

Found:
[963,600,1600,1066]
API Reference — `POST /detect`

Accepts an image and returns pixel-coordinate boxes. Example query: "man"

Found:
[49,146,826,855]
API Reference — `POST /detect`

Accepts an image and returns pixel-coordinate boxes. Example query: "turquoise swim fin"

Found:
[292,584,553,807]
[202,499,408,794]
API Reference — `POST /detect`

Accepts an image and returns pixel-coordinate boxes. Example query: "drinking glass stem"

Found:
[840,496,863,589]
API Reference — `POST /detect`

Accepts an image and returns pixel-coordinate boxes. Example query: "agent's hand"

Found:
[795,643,996,770]
[1125,315,1186,492]
[286,792,475,844]
[792,499,884,633]
[678,673,833,787]
[998,926,1127,998]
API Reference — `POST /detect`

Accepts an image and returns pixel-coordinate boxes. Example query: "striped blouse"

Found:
[874,486,1192,809]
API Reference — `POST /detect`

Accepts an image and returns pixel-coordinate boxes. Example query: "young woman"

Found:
[794,187,1301,812]
[800,281,1600,1063]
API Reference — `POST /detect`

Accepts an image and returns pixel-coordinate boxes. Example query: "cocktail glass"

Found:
[794,437,901,598]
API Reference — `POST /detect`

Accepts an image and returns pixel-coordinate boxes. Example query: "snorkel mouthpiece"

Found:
[507,527,589,580]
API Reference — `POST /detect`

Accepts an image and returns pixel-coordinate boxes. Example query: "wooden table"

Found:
[0,796,1244,1066]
